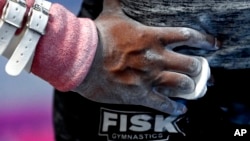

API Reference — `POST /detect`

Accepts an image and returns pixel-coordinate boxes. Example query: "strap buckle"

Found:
[27,0,51,35]
[1,0,27,28]
[10,0,26,7]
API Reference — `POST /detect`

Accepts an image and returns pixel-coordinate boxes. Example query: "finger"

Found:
[155,57,210,100]
[102,0,122,12]
[153,71,196,94]
[151,27,221,50]
[138,91,187,115]
[162,51,202,77]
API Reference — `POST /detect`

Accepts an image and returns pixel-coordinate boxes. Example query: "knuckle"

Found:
[180,27,192,40]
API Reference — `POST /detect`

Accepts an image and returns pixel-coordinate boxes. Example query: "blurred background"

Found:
[0,0,82,141]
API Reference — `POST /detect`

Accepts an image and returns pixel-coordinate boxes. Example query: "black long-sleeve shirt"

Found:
[53,1,250,140]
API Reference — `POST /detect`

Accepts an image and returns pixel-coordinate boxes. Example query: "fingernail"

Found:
[214,38,222,49]
[189,57,202,76]
[178,77,195,93]
[206,36,221,50]
[162,102,187,116]
[174,104,187,116]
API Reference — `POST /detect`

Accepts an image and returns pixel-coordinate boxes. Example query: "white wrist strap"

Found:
[0,0,27,55]
[6,0,51,76]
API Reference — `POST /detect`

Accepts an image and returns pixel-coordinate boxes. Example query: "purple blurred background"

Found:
[0,1,82,141]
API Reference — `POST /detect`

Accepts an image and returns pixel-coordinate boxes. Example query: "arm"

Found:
[0,0,219,115]
[0,0,98,91]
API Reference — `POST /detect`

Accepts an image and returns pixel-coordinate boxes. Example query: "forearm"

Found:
[0,0,98,91]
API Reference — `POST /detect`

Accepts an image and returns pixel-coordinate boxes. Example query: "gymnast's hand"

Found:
[74,0,219,115]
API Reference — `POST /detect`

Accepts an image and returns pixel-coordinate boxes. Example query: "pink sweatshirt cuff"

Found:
[0,0,99,92]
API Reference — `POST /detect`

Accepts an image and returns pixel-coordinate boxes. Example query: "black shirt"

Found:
[53,1,250,140]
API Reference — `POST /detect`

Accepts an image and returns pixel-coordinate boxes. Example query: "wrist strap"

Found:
[0,0,27,55]
[6,0,51,76]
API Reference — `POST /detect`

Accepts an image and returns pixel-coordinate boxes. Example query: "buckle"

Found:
[10,0,26,7]
[1,0,27,28]
[26,0,51,35]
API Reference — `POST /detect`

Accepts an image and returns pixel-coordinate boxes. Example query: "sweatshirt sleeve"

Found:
[0,0,99,92]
